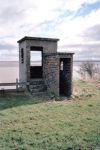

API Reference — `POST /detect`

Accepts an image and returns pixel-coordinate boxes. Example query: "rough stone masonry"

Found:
[18,36,74,97]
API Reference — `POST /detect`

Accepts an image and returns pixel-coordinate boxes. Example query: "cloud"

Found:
[77,48,100,60]
[63,0,100,11]
[0,49,18,61]
[59,43,100,60]
[81,24,100,41]
[0,42,16,50]
[56,8,100,60]
[0,6,24,25]
[0,0,100,61]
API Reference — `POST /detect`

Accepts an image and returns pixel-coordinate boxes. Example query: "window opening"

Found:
[21,48,24,63]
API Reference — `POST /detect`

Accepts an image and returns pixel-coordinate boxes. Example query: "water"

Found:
[0,61,100,86]
[0,61,19,83]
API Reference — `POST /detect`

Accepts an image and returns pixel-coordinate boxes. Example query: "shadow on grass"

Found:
[0,91,72,111]
[0,93,50,111]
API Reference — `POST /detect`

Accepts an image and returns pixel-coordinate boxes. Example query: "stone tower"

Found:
[18,36,74,96]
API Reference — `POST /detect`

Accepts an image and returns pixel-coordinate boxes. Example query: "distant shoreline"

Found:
[0,60,100,83]
[0,60,100,67]
[0,60,100,63]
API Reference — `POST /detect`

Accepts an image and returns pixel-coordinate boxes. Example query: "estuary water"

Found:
[0,61,100,84]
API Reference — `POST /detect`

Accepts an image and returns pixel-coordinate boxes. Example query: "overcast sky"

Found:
[0,0,100,61]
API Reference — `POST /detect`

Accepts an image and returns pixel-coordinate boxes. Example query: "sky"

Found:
[0,0,100,61]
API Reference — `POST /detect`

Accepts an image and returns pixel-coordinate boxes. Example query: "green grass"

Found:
[0,81,100,150]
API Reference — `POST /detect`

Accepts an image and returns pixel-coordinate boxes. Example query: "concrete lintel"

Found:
[43,52,74,57]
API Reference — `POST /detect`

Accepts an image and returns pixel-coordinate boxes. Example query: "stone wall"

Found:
[43,53,73,97]
[18,38,59,83]
[43,54,59,96]
[25,40,58,53]
[19,40,27,83]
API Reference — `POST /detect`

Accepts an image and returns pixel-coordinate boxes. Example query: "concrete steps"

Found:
[29,79,47,94]
[25,79,56,100]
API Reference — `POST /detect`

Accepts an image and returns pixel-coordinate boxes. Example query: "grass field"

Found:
[0,81,100,150]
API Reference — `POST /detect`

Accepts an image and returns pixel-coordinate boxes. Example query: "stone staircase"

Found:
[24,79,56,100]
[29,79,48,97]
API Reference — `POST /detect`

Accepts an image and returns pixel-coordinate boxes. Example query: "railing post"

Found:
[0,88,5,95]
[16,78,18,92]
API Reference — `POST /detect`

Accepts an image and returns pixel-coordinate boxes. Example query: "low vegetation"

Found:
[0,80,100,150]
[79,61,100,80]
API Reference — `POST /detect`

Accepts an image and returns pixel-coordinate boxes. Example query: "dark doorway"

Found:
[30,46,43,79]
[60,58,71,96]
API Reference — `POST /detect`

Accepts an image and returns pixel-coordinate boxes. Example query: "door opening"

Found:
[59,58,71,96]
